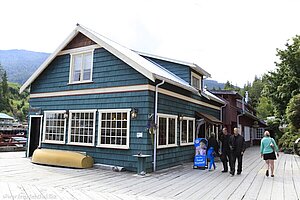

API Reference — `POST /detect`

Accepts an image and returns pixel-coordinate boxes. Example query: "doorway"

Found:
[27,115,43,157]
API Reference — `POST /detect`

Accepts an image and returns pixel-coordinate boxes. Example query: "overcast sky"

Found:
[1,0,300,87]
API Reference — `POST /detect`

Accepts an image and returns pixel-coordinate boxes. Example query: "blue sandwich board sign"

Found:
[194,138,207,168]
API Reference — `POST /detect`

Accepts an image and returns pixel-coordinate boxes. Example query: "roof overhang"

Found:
[196,111,223,125]
[135,51,211,78]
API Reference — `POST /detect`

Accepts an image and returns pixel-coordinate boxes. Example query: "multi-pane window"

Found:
[98,109,130,149]
[68,110,96,146]
[191,72,202,90]
[158,114,177,148]
[180,117,195,145]
[70,51,93,83]
[257,128,264,139]
[43,111,66,144]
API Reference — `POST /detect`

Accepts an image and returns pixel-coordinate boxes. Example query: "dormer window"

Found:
[191,72,202,90]
[69,50,93,84]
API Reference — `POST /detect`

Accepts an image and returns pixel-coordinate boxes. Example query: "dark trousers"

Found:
[221,150,230,172]
[230,152,243,174]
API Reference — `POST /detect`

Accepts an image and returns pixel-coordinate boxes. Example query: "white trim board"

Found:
[29,84,221,110]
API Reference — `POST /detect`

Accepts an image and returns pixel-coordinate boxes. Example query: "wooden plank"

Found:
[8,182,30,200]
[0,182,13,199]
[270,153,285,200]
[35,186,62,200]
[194,151,262,200]
[21,184,46,200]
[283,155,298,200]
[291,155,300,199]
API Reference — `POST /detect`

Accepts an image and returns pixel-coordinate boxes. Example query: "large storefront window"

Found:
[43,111,66,144]
[158,114,177,148]
[180,117,195,145]
[68,110,96,146]
[98,109,130,149]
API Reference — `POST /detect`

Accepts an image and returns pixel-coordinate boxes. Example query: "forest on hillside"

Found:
[0,64,29,121]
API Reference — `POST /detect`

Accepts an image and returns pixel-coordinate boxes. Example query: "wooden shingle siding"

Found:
[144,57,191,83]
[31,48,149,93]
[31,90,153,172]
[148,90,220,171]
[29,45,221,172]
[63,32,96,50]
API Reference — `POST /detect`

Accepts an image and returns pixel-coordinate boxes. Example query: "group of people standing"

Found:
[219,127,245,176]
[206,127,279,177]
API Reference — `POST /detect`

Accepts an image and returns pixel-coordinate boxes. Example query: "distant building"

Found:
[0,113,14,131]
[211,90,266,146]
[20,25,225,172]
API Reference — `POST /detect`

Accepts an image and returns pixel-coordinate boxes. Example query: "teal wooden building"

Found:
[20,25,224,172]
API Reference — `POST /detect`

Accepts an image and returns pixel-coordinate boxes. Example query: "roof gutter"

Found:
[153,80,165,172]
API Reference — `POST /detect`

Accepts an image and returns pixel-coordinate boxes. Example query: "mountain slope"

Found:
[0,49,225,89]
[0,49,49,84]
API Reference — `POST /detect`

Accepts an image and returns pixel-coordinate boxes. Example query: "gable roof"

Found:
[19,25,224,105]
[20,24,199,94]
[135,51,211,78]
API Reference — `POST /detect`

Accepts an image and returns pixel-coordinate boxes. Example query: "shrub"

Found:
[278,129,300,153]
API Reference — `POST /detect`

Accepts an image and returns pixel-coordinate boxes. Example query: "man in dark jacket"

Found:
[229,127,246,176]
[220,127,231,172]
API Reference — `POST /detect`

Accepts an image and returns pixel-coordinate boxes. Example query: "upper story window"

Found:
[191,72,202,90]
[69,51,93,84]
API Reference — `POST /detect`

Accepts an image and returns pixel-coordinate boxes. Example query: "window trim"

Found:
[157,113,178,149]
[69,49,94,84]
[42,110,67,145]
[97,109,131,149]
[180,117,195,146]
[256,128,264,139]
[191,71,202,90]
[67,109,96,147]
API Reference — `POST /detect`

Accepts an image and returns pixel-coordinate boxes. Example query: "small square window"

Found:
[191,72,202,90]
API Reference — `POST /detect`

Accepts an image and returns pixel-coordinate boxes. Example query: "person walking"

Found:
[220,127,231,172]
[260,131,279,177]
[229,127,246,176]
[207,132,219,171]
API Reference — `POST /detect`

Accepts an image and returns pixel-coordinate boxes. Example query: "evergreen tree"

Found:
[265,35,300,118]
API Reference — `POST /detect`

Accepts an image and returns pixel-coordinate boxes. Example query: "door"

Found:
[27,115,43,157]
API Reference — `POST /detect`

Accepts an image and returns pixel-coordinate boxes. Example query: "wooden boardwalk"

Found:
[0,147,299,200]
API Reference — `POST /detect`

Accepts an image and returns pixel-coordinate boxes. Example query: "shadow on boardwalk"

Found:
[0,147,299,200]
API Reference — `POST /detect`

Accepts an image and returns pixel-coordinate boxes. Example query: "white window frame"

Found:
[180,117,195,146]
[244,126,251,141]
[256,128,264,139]
[191,71,202,90]
[42,110,67,144]
[69,49,94,84]
[157,113,178,149]
[97,109,131,149]
[67,109,96,146]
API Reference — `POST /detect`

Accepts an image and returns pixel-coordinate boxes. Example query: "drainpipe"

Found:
[237,97,245,130]
[220,103,227,128]
[154,80,165,172]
